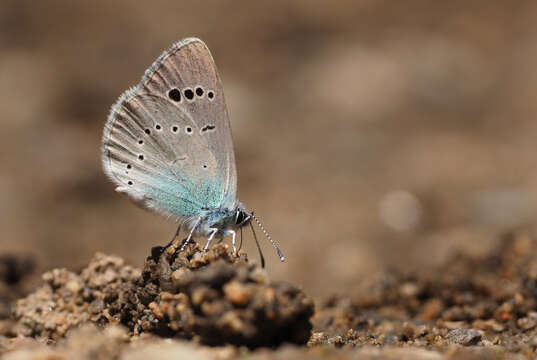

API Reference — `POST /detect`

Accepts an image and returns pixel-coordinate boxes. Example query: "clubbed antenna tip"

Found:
[252,213,285,262]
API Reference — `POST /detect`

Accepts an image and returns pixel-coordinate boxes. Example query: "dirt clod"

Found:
[128,241,314,347]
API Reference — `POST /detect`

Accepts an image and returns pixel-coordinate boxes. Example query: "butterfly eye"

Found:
[235,210,246,225]
[207,91,214,100]
[195,87,204,97]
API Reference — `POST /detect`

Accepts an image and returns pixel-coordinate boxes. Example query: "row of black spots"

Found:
[125,163,209,185]
[125,163,132,176]
[143,124,164,136]
[128,155,142,185]
[156,124,191,134]
[125,163,133,185]
[140,124,192,142]
[167,86,215,102]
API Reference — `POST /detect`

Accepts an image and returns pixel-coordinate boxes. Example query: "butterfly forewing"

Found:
[102,38,237,220]
[142,39,237,201]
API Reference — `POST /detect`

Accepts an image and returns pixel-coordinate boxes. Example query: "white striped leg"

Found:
[223,229,237,253]
[180,217,201,251]
[204,228,219,251]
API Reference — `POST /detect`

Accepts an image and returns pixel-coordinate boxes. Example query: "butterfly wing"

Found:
[102,38,237,220]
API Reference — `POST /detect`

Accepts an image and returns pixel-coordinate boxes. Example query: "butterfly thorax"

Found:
[194,202,251,236]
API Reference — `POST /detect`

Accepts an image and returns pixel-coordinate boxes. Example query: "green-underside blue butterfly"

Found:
[101,38,284,266]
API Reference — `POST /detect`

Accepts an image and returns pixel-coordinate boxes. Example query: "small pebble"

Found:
[223,281,252,306]
[446,328,481,346]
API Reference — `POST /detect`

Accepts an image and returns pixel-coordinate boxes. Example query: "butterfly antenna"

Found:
[251,213,285,262]
[249,222,265,268]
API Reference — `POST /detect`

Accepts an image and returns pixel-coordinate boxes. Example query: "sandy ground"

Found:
[2,227,537,358]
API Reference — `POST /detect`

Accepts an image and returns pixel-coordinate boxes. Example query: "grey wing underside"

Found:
[101,38,237,221]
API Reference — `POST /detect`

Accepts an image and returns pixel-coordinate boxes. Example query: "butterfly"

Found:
[101,38,284,266]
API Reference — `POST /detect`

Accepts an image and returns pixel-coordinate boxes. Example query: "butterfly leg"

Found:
[223,229,237,253]
[165,222,182,248]
[172,223,182,241]
[204,228,219,251]
[180,217,201,251]
[150,222,185,261]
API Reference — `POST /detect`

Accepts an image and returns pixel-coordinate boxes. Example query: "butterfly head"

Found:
[234,204,252,228]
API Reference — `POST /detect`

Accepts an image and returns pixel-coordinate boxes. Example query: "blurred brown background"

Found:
[2,1,537,297]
